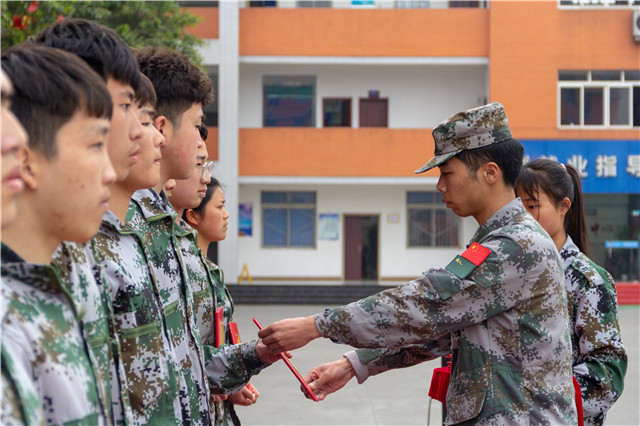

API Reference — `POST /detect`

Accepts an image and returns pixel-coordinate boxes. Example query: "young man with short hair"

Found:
[134,47,279,423]
[1,43,116,425]
[0,69,28,230]
[34,18,144,424]
[259,103,578,425]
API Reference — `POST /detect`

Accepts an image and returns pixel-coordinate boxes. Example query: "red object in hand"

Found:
[573,376,584,426]
[252,317,319,402]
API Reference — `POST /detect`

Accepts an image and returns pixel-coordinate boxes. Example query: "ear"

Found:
[483,162,500,185]
[154,115,168,135]
[21,146,39,190]
[559,197,571,216]
[184,209,200,228]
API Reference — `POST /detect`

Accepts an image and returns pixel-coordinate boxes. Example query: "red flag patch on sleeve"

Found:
[461,242,491,266]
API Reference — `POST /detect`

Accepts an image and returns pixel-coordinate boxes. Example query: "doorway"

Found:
[344,215,379,281]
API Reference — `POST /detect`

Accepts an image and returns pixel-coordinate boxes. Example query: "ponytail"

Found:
[517,159,590,256]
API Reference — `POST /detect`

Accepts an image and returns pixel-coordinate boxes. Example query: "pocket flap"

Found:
[445,390,486,424]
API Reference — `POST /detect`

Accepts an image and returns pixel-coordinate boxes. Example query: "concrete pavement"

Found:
[230,304,639,426]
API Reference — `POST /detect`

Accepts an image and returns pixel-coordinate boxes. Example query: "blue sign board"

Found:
[604,241,640,249]
[520,140,640,194]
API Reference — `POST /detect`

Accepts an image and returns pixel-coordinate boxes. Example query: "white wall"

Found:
[239,63,487,128]
[235,182,477,281]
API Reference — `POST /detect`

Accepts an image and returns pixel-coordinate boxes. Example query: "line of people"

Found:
[1,18,281,426]
[0,17,627,426]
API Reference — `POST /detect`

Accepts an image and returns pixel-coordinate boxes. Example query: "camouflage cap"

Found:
[415,102,512,174]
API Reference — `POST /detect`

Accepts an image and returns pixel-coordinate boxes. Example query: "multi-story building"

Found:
[184,0,640,285]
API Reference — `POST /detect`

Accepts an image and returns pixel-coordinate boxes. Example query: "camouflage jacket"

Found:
[52,241,133,425]
[2,366,41,425]
[561,236,627,426]
[128,189,211,424]
[173,220,268,400]
[1,244,108,425]
[315,200,577,425]
[204,257,246,426]
[89,210,184,424]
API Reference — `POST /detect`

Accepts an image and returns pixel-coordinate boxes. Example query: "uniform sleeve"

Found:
[345,334,452,383]
[315,238,524,348]
[203,340,269,395]
[570,263,627,423]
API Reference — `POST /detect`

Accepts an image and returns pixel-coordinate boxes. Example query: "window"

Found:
[407,192,459,247]
[559,0,640,6]
[262,191,316,247]
[203,69,218,127]
[559,70,640,128]
[263,76,316,127]
[323,98,351,127]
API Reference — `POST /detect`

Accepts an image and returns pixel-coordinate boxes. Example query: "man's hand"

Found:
[257,316,321,354]
[302,357,356,401]
[228,385,259,406]
[256,340,292,364]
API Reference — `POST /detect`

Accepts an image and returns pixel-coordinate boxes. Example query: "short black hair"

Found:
[135,46,213,126]
[32,18,141,92]
[456,139,524,188]
[135,73,157,109]
[2,44,112,159]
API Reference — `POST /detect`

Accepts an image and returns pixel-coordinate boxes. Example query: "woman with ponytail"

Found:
[516,158,627,425]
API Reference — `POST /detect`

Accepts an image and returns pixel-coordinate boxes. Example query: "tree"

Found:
[1,1,205,64]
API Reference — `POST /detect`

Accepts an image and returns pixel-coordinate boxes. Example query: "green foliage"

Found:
[1,1,204,64]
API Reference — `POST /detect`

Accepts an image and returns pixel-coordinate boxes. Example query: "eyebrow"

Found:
[120,89,134,102]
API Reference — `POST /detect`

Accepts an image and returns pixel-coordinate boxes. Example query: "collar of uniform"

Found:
[1,243,63,293]
[129,188,176,223]
[559,234,580,271]
[471,198,526,244]
[174,218,197,238]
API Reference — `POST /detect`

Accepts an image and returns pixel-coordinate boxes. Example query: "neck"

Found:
[174,207,184,225]
[1,197,59,264]
[552,232,568,252]
[197,235,211,255]
[473,187,516,226]
[110,183,135,223]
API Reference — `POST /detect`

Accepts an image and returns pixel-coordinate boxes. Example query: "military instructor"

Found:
[258,102,578,425]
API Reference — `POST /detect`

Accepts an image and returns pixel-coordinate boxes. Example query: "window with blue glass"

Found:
[263,76,316,127]
[262,191,316,247]
[407,191,459,247]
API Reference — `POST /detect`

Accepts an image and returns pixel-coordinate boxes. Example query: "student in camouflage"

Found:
[1,44,116,425]
[0,64,31,426]
[167,127,279,421]
[34,18,144,425]
[86,72,191,424]
[128,46,215,423]
[517,159,627,425]
[258,103,578,425]
[184,176,262,426]
[0,68,27,230]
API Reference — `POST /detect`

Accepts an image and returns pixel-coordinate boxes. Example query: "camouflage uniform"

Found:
[52,241,133,425]
[331,103,580,425]
[88,210,184,424]
[172,217,268,423]
[202,255,253,426]
[128,189,211,424]
[316,200,577,425]
[561,236,627,425]
[1,244,109,425]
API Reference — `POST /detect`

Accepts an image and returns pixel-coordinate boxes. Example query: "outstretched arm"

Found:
[257,316,322,353]
[302,358,356,401]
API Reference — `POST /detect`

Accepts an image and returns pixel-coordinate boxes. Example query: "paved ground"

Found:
[229,304,639,426]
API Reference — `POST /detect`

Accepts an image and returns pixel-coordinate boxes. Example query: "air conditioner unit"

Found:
[633,9,640,42]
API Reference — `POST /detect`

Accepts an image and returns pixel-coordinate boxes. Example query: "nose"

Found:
[103,156,117,185]
[436,175,445,193]
[1,110,28,154]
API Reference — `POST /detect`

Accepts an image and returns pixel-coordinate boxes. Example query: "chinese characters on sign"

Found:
[520,140,640,193]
